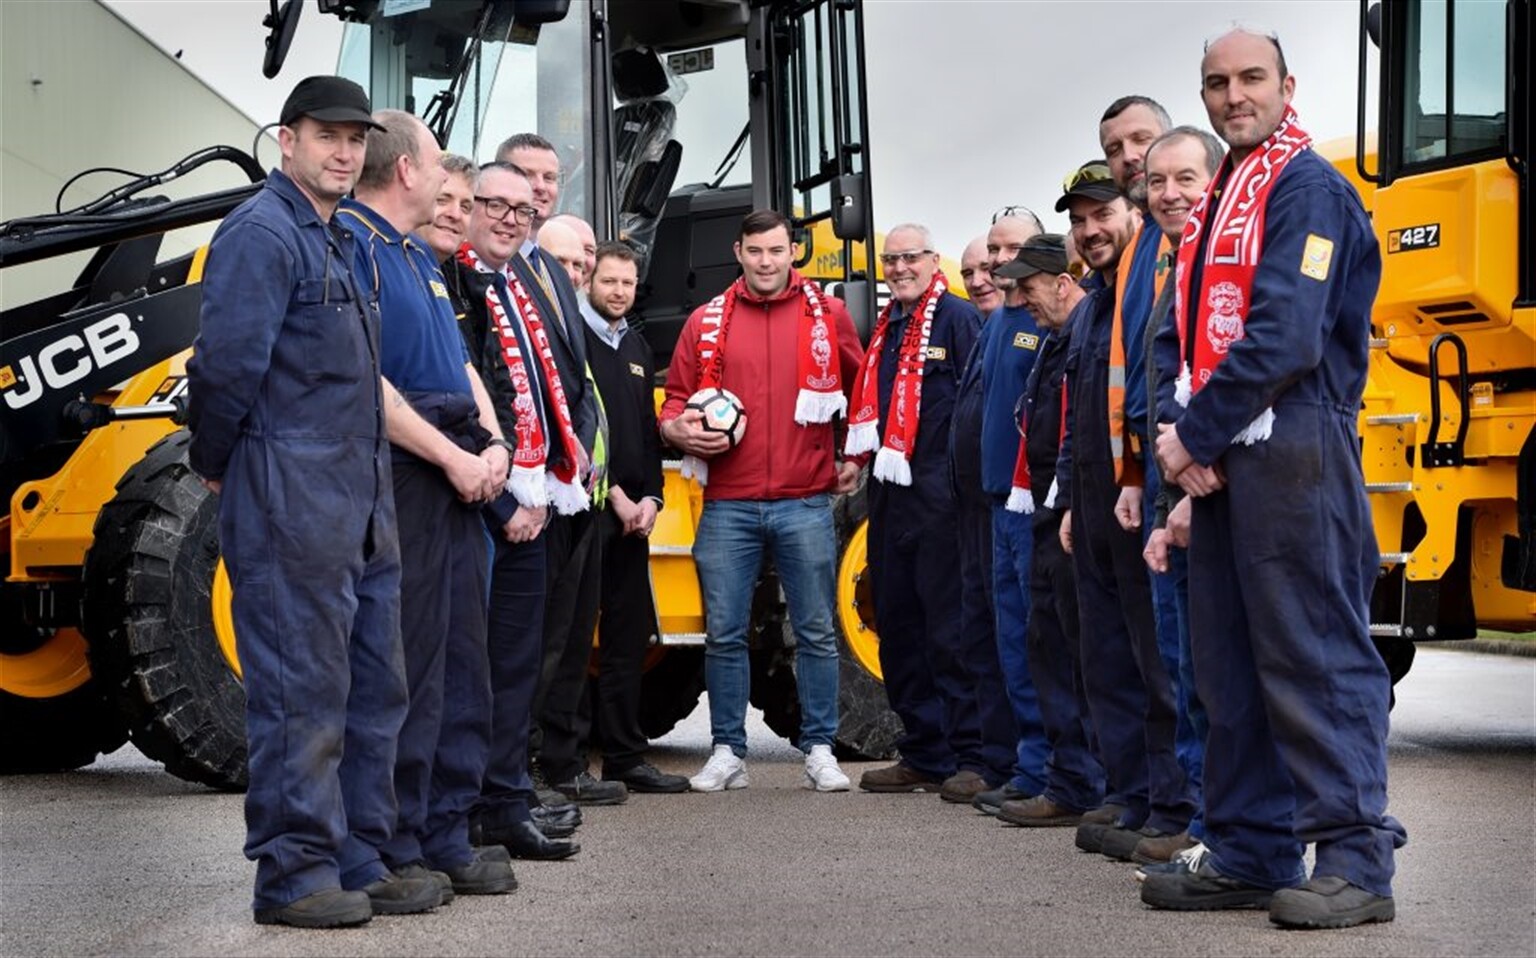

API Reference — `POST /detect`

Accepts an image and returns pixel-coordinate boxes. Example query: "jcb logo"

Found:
[2,313,141,410]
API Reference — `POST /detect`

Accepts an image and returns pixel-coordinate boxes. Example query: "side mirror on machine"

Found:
[262,0,303,79]
[831,173,867,241]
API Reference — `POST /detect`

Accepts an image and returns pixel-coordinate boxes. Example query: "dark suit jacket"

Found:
[510,247,598,454]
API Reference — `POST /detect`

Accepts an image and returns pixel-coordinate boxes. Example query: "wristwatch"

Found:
[486,437,516,454]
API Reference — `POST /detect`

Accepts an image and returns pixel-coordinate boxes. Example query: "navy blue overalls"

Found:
[339,200,492,874]
[949,324,1028,786]
[1019,323,1106,812]
[977,304,1051,793]
[1156,151,1406,895]
[1056,284,1192,834]
[187,170,407,911]
[867,291,982,780]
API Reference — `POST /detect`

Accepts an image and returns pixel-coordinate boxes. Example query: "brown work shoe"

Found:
[1132,830,1197,865]
[939,770,989,804]
[998,795,1084,827]
[859,763,943,793]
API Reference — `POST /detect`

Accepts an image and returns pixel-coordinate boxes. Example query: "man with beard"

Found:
[991,234,1106,829]
[581,242,690,794]
[1142,28,1403,928]
[853,224,985,796]
[440,162,585,862]
[1054,161,1194,858]
[661,209,860,793]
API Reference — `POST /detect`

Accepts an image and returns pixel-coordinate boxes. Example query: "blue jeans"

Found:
[693,496,840,757]
[1143,464,1207,837]
[991,504,1049,794]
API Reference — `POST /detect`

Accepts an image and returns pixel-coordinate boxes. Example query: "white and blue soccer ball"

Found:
[685,387,748,448]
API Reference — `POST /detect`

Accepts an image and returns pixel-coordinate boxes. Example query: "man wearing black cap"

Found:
[1050,162,1194,859]
[189,76,426,927]
[990,235,1106,828]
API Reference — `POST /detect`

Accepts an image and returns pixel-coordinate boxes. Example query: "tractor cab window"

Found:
[1400,0,1506,168]
[337,1,594,223]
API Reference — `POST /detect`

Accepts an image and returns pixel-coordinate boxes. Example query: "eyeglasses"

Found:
[991,205,1042,227]
[878,249,934,268]
[474,196,538,224]
[1062,163,1114,194]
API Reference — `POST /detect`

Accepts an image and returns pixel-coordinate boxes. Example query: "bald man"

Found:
[960,237,1003,314]
[969,213,1050,814]
[547,213,597,283]
[538,218,589,291]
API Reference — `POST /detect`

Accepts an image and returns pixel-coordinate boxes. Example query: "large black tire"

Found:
[0,682,126,774]
[636,647,707,739]
[82,430,248,791]
[748,481,901,760]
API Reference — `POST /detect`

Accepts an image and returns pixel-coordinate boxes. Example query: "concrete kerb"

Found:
[1419,638,1536,658]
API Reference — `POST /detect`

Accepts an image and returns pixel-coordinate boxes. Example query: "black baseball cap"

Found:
[993,233,1070,280]
[280,76,384,130]
[1054,160,1121,212]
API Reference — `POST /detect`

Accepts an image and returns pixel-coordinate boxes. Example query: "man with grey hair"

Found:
[1117,124,1226,867]
[855,223,987,795]
[339,109,517,899]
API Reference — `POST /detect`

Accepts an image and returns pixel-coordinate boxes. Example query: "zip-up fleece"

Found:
[660,271,864,501]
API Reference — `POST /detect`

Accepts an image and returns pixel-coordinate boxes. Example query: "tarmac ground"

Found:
[1,646,1532,957]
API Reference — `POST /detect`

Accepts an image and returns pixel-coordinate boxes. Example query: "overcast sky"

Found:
[104,0,1377,262]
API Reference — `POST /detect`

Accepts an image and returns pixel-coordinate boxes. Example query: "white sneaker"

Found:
[689,745,749,792]
[803,744,851,792]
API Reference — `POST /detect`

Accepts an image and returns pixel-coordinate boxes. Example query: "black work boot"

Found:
[1140,859,1274,911]
[362,872,441,915]
[1269,876,1396,929]
[253,888,372,928]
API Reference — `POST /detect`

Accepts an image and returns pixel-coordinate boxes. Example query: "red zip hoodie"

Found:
[660,270,865,501]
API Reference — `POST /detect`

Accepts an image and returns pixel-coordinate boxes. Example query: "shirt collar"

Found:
[336,197,405,245]
[580,296,628,346]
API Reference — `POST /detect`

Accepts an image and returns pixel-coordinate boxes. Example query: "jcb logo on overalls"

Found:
[1012,332,1039,350]
[1,312,141,410]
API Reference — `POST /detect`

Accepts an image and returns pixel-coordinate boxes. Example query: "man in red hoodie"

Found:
[660,209,864,793]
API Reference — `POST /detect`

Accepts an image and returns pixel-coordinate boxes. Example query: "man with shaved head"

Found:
[961,211,1053,813]
[959,237,1002,314]
[1141,27,1403,928]
[547,213,598,283]
[538,217,589,290]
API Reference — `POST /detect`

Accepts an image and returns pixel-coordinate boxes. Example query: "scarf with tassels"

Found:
[681,271,843,484]
[458,243,589,515]
[1006,359,1069,514]
[1173,106,1313,445]
[844,271,947,486]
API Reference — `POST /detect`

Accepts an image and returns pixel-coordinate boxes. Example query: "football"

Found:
[685,387,748,448]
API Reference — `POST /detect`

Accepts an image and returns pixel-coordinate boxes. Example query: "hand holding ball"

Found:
[684,387,748,450]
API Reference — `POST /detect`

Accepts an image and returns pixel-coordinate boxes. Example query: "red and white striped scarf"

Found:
[1172,106,1313,445]
[457,243,589,514]
[682,271,843,484]
[844,270,947,486]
